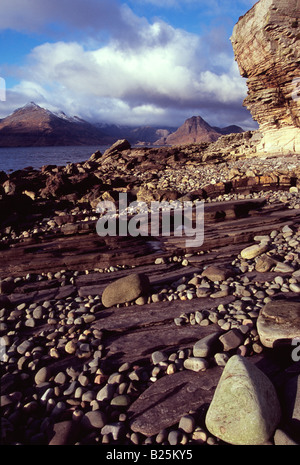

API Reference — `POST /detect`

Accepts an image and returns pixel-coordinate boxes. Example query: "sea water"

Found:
[0,145,111,173]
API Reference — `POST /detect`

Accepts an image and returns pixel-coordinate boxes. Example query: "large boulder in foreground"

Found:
[205,355,281,445]
[101,273,150,308]
[257,301,300,348]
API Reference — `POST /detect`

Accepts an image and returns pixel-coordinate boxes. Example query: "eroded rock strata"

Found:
[231,0,300,153]
[0,138,300,445]
[1,0,300,447]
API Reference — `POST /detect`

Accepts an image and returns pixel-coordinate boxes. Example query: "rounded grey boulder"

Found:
[101,273,150,308]
[205,355,281,445]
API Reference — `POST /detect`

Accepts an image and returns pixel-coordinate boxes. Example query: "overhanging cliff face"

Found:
[231,0,300,154]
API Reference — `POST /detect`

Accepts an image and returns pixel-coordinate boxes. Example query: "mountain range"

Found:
[0,102,244,147]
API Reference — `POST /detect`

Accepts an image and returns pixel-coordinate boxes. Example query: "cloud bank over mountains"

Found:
[0,0,258,129]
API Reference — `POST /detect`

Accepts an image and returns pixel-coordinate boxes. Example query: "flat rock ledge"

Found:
[1,193,300,446]
[129,368,222,437]
[1,135,300,446]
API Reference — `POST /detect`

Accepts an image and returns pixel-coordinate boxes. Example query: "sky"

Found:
[0,0,259,129]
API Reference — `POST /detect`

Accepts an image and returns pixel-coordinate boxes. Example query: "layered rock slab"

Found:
[102,324,222,368]
[128,367,222,437]
[231,0,300,154]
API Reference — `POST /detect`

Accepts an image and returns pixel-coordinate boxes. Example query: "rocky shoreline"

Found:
[2,0,300,446]
[0,138,300,446]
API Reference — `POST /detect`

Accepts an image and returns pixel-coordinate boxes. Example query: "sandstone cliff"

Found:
[231,0,300,154]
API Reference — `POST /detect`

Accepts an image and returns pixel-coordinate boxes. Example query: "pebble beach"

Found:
[1,152,300,445]
[1,0,300,450]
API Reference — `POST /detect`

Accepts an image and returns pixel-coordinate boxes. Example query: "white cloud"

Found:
[1,1,256,128]
[9,24,246,118]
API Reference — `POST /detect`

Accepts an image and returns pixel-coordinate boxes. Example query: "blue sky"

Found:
[0,0,258,128]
